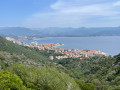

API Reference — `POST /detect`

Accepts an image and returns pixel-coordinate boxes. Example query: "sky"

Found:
[0,0,120,28]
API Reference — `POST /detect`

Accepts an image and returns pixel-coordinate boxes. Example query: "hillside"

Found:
[0,36,95,90]
[0,36,120,89]
[0,36,48,62]
[0,27,120,38]
[54,55,120,89]
[0,51,82,90]
[0,27,41,36]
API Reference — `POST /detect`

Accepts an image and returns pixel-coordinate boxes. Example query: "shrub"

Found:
[0,71,26,89]
[8,64,80,90]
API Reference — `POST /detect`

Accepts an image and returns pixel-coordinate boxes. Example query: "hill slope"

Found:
[54,55,120,89]
[0,36,120,89]
[0,27,41,36]
[0,36,48,62]
[0,27,120,37]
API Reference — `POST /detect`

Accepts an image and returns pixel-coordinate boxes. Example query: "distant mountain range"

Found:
[0,27,120,38]
[0,27,41,37]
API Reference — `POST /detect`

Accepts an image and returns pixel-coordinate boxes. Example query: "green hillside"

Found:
[0,36,48,62]
[0,36,96,90]
[0,36,120,90]
[54,55,120,89]
[0,50,81,90]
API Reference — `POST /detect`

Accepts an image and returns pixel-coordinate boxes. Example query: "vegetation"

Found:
[0,36,120,90]
[6,64,80,90]
[54,55,120,89]
[0,36,48,62]
[0,71,26,89]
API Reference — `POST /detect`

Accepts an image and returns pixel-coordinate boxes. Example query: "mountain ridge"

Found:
[0,27,120,38]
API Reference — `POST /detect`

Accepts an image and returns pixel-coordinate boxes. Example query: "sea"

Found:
[22,36,120,56]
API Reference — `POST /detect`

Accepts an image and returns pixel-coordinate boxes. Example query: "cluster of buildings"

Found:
[6,37,24,45]
[6,37,15,41]
[6,37,106,60]
[36,43,63,50]
[6,37,63,50]
[23,42,64,51]
[6,36,29,41]
[53,48,106,60]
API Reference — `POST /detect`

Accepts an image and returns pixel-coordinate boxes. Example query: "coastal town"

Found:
[6,37,106,60]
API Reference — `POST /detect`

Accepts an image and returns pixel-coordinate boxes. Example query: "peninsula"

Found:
[6,37,106,60]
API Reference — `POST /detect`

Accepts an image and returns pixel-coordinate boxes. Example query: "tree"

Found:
[0,53,5,61]
[8,64,80,90]
[76,80,96,90]
[0,71,26,90]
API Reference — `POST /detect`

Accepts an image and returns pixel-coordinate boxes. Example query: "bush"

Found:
[0,54,5,60]
[0,71,26,89]
[76,80,96,90]
[8,64,80,90]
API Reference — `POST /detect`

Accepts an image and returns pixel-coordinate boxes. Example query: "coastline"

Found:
[18,36,120,56]
[56,44,64,48]
[28,36,120,41]
[18,36,120,42]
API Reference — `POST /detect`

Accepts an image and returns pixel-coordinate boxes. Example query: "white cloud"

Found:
[113,1,120,6]
[59,4,119,16]
[51,0,120,16]
[23,0,120,28]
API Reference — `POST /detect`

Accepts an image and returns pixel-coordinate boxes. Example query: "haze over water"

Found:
[23,36,120,56]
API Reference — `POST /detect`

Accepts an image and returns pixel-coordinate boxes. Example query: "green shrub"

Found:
[0,54,5,60]
[0,71,26,89]
[8,64,80,90]
[76,80,96,90]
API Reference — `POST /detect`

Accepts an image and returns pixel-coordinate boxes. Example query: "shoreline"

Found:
[19,36,120,41]
[17,36,120,56]
[56,44,64,48]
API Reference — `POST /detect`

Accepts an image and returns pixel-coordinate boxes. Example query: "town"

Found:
[6,37,106,60]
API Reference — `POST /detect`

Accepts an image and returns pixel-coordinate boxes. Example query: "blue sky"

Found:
[0,0,120,28]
